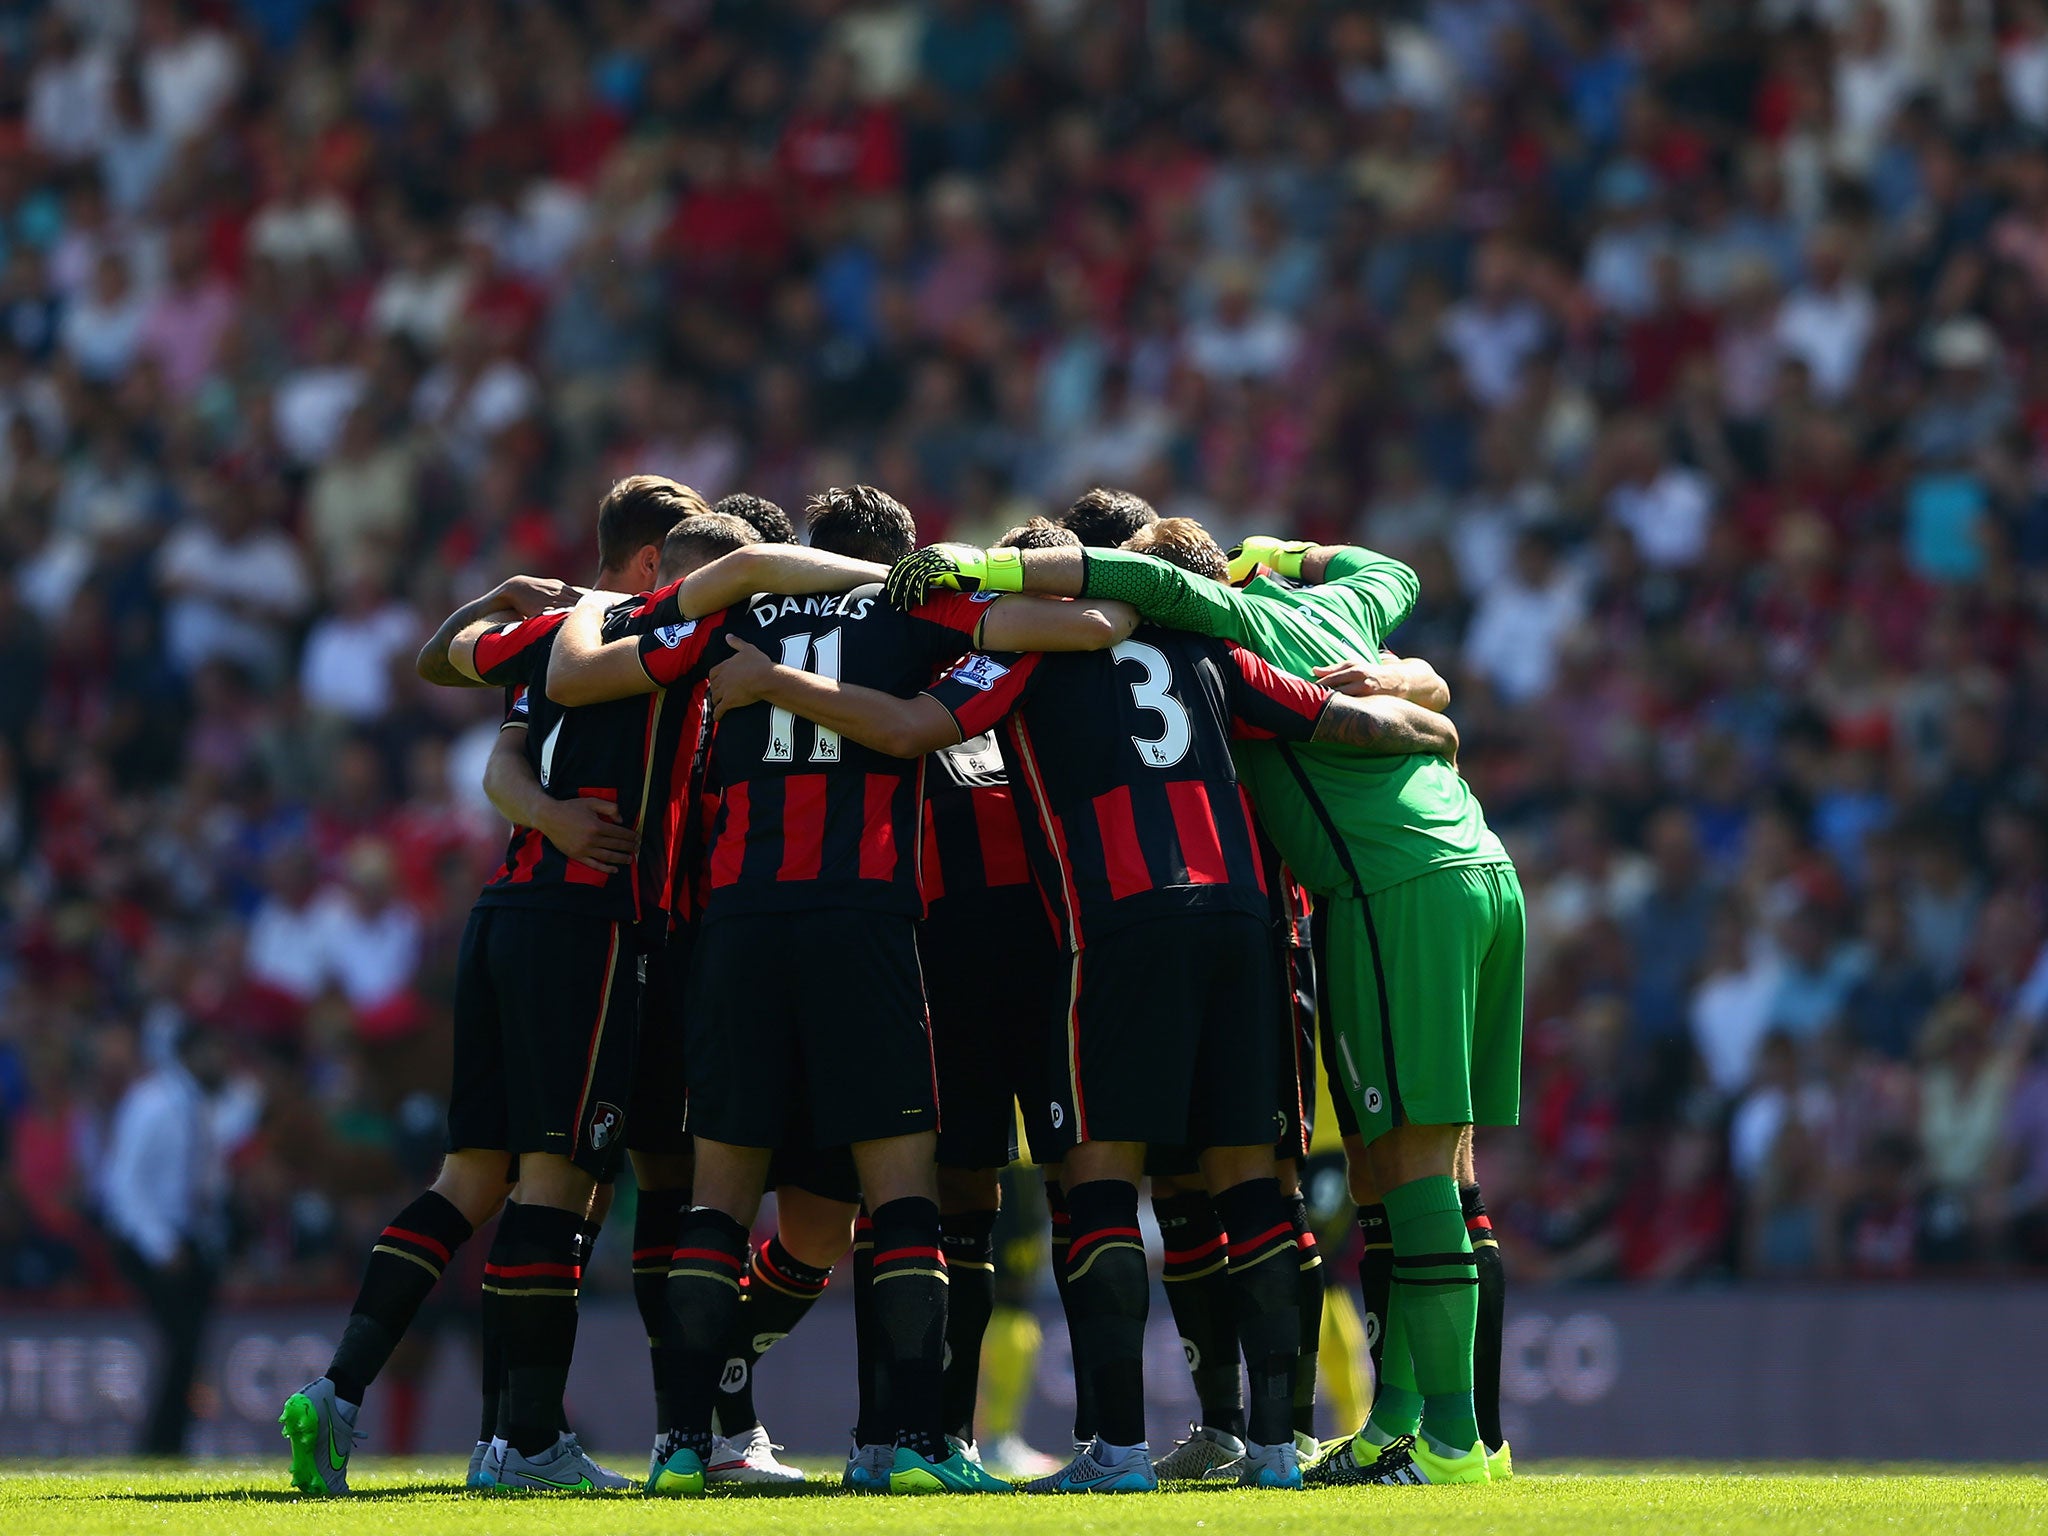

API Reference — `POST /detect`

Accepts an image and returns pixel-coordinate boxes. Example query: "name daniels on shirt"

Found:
[749,592,876,625]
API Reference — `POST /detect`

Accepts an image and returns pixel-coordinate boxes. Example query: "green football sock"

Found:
[1362,1283,1420,1446]
[1384,1175,1478,1455]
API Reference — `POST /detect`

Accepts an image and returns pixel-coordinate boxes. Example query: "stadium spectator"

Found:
[98,1025,234,1455]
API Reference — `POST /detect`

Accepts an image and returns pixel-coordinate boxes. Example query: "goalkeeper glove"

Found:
[1226,535,1318,585]
[883,543,1025,608]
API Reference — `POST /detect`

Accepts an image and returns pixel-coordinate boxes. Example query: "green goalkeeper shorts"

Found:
[1321,862,1525,1142]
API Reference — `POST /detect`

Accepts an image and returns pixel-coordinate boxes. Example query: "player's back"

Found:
[1227,572,1504,898]
[1000,625,1276,947]
[701,583,982,917]
[472,610,658,923]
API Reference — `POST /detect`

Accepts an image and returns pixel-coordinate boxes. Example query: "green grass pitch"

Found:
[2,1459,2043,1536]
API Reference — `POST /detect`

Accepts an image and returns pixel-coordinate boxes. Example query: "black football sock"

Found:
[1357,1202,1392,1384]
[716,1236,833,1437]
[1212,1177,1299,1449]
[1465,1183,1506,1453]
[869,1196,950,1460]
[479,1202,506,1441]
[1153,1190,1244,1440]
[1289,1190,1324,1441]
[560,1216,600,1433]
[632,1188,687,1436]
[328,1190,475,1406]
[666,1208,750,1460]
[939,1208,999,1443]
[851,1209,890,1447]
[1046,1182,1095,1443]
[1064,1179,1148,1448]
[488,1202,584,1457]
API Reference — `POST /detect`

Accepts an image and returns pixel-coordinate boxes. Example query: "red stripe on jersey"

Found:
[1242,788,1271,896]
[1091,785,1151,901]
[710,784,750,888]
[661,690,699,915]
[860,774,897,880]
[972,786,1031,887]
[920,798,944,901]
[1167,781,1229,886]
[509,827,544,883]
[779,775,826,881]
[1011,719,1084,945]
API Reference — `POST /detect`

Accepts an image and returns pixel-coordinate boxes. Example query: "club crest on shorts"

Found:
[655,620,697,648]
[588,1100,624,1149]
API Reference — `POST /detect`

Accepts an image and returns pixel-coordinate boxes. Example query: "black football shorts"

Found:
[448,905,640,1179]
[1147,909,1318,1177]
[921,888,1063,1170]
[685,910,936,1151]
[1046,910,1280,1156]
[627,933,691,1156]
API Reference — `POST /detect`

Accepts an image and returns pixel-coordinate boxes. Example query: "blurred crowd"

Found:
[4,0,2048,1307]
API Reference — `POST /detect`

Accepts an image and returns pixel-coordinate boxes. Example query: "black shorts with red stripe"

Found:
[684,910,936,1152]
[447,905,640,1179]
[1045,910,1280,1156]
[920,887,1063,1170]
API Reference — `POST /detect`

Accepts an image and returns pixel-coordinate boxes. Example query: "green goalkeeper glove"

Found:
[883,543,1025,608]
[1225,535,1318,585]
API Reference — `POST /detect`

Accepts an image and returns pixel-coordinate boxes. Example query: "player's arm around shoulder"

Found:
[1312,649,1451,712]
[973,592,1135,652]
[546,586,657,705]
[675,546,887,616]
[1299,543,1420,632]
[424,574,578,685]
[707,637,962,758]
[1311,693,1460,760]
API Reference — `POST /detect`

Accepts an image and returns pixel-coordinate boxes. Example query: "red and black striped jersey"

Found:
[918,719,1036,909]
[614,579,988,920]
[925,627,1331,948]
[471,609,674,926]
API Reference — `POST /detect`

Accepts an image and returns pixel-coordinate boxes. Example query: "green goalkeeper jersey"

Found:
[1077,546,1506,898]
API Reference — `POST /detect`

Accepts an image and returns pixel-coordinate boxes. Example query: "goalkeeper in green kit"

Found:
[886,514,1522,1488]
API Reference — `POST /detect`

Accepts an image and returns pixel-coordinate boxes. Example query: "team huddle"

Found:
[277,476,1526,1496]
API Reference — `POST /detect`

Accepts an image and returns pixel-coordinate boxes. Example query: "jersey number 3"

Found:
[765,628,842,763]
[1113,639,1191,768]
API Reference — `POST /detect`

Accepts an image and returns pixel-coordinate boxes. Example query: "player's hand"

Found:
[1225,535,1317,585]
[884,544,1022,608]
[1313,658,1404,697]
[496,574,579,617]
[536,795,637,873]
[708,636,777,719]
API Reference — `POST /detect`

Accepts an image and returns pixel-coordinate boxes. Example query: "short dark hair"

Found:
[713,491,795,545]
[1125,516,1228,583]
[658,512,758,580]
[1063,487,1157,548]
[598,475,709,571]
[996,516,1081,552]
[806,484,918,565]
